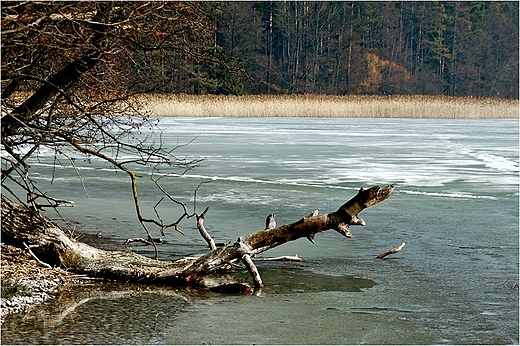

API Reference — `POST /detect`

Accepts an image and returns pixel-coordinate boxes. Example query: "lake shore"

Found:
[138,94,519,119]
[0,244,95,323]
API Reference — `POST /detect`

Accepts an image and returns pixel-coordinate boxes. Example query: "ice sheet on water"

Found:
[400,189,497,200]
[466,151,519,172]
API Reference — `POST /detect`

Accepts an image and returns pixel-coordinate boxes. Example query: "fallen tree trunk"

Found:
[1,184,395,290]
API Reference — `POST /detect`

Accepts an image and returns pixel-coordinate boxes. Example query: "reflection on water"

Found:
[237,262,377,294]
[1,284,189,345]
[1,266,378,345]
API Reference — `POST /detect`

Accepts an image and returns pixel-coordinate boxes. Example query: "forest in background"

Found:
[136,1,519,98]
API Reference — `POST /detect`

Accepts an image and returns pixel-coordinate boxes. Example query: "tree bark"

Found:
[1,51,102,138]
[1,4,109,137]
[1,184,395,290]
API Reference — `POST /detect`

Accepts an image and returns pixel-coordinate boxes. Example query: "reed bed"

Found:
[139,94,518,119]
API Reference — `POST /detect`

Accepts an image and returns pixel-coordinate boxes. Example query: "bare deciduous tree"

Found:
[1,1,219,257]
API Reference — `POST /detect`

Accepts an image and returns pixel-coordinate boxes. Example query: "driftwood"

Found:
[1,184,395,290]
[123,238,155,246]
[376,242,406,259]
[262,255,304,262]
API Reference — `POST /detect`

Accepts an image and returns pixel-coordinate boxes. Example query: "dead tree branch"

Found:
[376,242,406,259]
[1,185,395,290]
[197,206,216,250]
[1,1,219,261]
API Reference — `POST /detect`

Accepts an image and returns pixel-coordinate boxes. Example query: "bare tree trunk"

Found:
[346,1,355,93]
[1,185,395,290]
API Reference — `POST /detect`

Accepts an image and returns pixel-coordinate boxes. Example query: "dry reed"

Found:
[138,94,518,119]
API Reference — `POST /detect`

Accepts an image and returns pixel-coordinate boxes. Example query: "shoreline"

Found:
[137,94,519,119]
[0,244,94,323]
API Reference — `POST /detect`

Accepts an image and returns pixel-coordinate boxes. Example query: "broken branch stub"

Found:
[196,206,216,250]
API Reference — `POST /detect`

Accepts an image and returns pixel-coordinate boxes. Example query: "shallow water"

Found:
[2,117,518,344]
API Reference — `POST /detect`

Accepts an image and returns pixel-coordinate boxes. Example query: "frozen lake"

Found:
[2,117,518,344]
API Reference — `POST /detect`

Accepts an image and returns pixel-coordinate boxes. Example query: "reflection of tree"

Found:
[1,285,190,343]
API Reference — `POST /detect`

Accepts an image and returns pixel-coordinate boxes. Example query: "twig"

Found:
[23,242,52,268]
[153,197,167,236]
[376,242,405,259]
[193,180,211,214]
[262,254,304,262]
[124,237,158,246]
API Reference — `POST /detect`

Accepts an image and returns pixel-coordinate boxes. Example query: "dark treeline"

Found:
[138,1,519,98]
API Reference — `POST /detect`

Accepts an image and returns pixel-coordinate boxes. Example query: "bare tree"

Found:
[1,1,220,257]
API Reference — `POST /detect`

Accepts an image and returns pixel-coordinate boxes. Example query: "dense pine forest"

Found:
[138,1,518,98]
